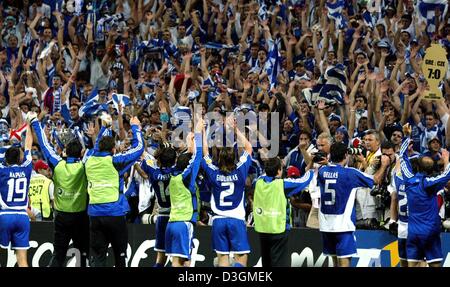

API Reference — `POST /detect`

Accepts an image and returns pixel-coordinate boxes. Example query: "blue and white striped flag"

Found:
[362,10,374,29]
[112,93,131,111]
[78,88,109,118]
[417,0,448,34]
[326,0,348,29]
[172,106,192,129]
[258,1,269,21]
[318,64,347,105]
[266,39,281,89]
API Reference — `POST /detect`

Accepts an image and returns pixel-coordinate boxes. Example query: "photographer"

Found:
[353,130,391,228]
[305,132,332,229]
[374,141,398,226]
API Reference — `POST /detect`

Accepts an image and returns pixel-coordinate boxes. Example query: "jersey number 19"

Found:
[7,178,28,202]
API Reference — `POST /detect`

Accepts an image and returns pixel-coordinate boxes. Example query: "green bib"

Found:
[85,156,119,204]
[29,174,52,218]
[253,178,287,234]
[169,174,193,222]
[53,161,88,212]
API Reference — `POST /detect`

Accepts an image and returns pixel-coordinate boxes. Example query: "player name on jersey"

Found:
[216,174,239,182]
[9,171,26,178]
[323,172,338,179]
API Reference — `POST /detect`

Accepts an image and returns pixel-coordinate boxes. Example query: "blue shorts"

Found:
[0,213,30,250]
[398,238,407,261]
[155,215,170,252]
[165,221,194,260]
[211,217,250,254]
[407,232,442,263]
[321,231,357,258]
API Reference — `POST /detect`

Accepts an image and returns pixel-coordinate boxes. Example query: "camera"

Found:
[370,184,391,211]
[347,147,367,157]
[312,151,327,163]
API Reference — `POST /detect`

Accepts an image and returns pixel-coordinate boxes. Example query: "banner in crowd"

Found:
[1,222,450,267]
[422,43,448,101]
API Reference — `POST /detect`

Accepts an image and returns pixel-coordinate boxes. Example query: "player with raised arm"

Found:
[141,143,176,267]
[28,112,89,267]
[317,142,376,267]
[253,157,314,267]
[388,159,409,267]
[201,116,253,267]
[84,116,144,267]
[400,123,450,267]
[0,116,33,267]
[165,116,203,267]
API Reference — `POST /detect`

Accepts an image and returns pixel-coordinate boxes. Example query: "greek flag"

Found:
[172,106,192,129]
[313,64,347,105]
[361,10,374,29]
[258,1,269,21]
[78,88,109,118]
[417,0,448,34]
[112,93,131,111]
[266,39,281,89]
[326,0,347,29]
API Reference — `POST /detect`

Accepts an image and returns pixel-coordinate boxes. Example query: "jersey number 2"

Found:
[220,182,235,207]
[7,178,28,202]
[324,179,336,206]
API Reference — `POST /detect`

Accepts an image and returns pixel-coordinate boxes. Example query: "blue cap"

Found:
[328,113,342,123]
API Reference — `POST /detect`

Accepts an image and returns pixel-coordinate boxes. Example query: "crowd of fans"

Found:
[0,0,449,231]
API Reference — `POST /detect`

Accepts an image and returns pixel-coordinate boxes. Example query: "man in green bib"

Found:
[29,160,54,221]
[83,116,144,267]
[29,114,89,267]
[165,117,203,267]
[253,157,314,267]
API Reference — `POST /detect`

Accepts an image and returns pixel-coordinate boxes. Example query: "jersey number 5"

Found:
[7,178,28,202]
[324,179,336,206]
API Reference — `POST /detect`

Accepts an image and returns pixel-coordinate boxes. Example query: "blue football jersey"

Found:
[141,156,174,215]
[201,151,252,220]
[394,173,408,224]
[318,164,374,232]
[399,137,450,236]
[0,151,33,213]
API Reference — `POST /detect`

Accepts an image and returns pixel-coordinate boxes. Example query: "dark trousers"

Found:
[259,231,290,267]
[48,210,89,267]
[89,216,128,267]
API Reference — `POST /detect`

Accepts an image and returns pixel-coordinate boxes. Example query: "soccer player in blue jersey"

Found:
[400,123,450,267]
[0,122,33,267]
[317,142,376,267]
[388,160,409,267]
[201,116,253,267]
[141,144,177,267]
[165,118,203,267]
